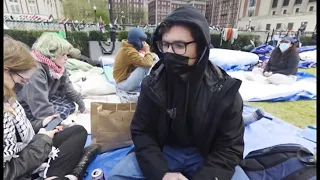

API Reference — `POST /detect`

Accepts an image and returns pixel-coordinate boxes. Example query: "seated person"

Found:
[3,37,93,180]
[108,6,244,180]
[246,36,300,85]
[113,28,154,92]
[16,32,87,121]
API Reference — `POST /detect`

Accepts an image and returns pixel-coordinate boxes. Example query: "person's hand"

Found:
[142,41,150,52]
[162,173,188,180]
[55,125,63,132]
[38,128,59,139]
[263,71,273,77]
[42,114,60,127]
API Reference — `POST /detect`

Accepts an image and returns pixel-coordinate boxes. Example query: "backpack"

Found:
[239,144,316,180]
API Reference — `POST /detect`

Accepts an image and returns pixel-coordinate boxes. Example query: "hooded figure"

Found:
[108,6,244,180]
[113,28,153,92]
[128,28,148,50]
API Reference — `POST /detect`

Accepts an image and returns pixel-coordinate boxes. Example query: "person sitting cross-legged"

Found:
[16,32,87,122]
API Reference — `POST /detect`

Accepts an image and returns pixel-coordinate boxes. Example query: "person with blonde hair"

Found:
[3,36,93,180]
[16,32,87,121]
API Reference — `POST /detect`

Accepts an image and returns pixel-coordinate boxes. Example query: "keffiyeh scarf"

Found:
[3,100,35,162]
[32,50,65,79]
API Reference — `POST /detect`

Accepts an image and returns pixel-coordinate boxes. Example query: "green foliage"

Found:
[210,33,261,49]
[3,30,55,48]
[89,31,109,41]
[4,29,264,58]
[63,0,109,24]
[65,31,90,57]
[300,36,316,46]
[117,31,128,42]
[95,8,110,24]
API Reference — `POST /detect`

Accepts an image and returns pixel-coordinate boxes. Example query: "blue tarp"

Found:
[83,105,316,179]
[299,61,317,69]
[297,45,317,53]
[251,44,274,55]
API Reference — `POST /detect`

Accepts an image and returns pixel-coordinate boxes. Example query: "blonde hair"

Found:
[32,32,73,60]
[4,37,36,112]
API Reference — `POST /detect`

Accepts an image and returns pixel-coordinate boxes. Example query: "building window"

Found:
[272,0,278,8]
[272,11,276,15]
[9,0,21,14]
[295,0,302,5]
[276,23,282,30]
[309,6,314,11]
[309,0,316,2]
[30,6,37,14]
[248,9,254,17]
[266,24,271,30]
[287,22,294,30]
[295,8,299,12]
[10,4,21,13]
[283,9,287,14]
[249,0,255,7]
[283,0,290,6]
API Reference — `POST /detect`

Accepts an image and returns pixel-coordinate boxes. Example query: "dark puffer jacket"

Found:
[130,6,245,180]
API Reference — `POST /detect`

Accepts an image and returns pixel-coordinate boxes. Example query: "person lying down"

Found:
[245,36,300,85]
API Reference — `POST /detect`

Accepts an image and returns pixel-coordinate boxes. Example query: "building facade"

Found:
[148,0,207,25]
[237,0,317,31]
[3,0,64,19]
[112,0,145,24]
[205,0,240,27]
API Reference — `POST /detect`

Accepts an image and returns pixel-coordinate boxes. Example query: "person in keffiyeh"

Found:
[16,32,88,122]
[3,36,88,180]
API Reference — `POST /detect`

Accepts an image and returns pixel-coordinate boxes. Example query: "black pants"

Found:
[46,125,87,177]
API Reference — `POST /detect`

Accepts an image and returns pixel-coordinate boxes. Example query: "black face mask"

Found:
[13,83,24,92]
[163,53,194,81]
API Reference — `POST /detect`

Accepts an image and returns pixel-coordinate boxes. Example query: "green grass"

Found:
[246,68,316,128]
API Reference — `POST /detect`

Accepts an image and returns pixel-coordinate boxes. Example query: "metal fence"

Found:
[5,21,99,32]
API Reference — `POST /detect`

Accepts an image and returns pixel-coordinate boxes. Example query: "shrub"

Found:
[117,31,129,42]
[300,36,316,46]
[4,29,263,57]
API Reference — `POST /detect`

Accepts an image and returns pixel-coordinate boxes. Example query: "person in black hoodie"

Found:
[108,6,245,180]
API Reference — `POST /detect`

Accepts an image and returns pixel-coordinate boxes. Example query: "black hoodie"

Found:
[130,6,244,180]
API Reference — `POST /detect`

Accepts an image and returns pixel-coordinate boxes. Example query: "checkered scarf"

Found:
[3,100,35,163]
[32,50,65,79]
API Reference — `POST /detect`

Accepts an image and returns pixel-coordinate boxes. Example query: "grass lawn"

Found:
[246,68,316,128]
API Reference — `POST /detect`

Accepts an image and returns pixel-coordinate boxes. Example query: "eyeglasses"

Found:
[156,40,196,55]
[15,73,30,84]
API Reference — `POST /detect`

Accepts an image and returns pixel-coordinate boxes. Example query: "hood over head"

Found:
[128,28,148,51]
[152,6,211,82]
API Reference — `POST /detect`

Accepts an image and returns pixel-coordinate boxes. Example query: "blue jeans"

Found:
[107,146,250,180]
[116,66,150,92]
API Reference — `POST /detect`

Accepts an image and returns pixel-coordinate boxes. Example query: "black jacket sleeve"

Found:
[193,92,245,180]
[130,91,169,180]
[3,134,52,180]
[275,54,300,75]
